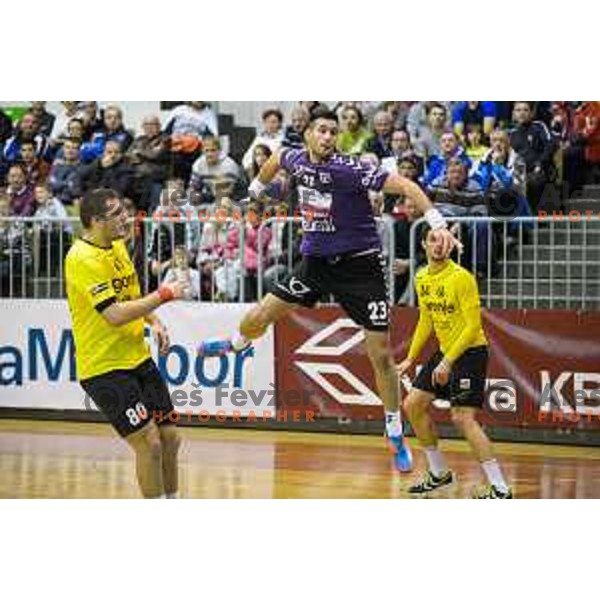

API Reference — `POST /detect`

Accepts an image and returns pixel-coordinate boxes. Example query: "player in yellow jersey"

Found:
[65,188,186,499]
[397,226,512,499]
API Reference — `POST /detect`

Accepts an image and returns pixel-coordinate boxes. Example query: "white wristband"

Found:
[249,178,267,199]
[424,208,447,230]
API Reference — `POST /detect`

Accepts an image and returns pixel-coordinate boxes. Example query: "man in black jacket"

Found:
[80,141,135,200]
[0,108,13,144]
[29,102,56,138]
[509,102,556,211]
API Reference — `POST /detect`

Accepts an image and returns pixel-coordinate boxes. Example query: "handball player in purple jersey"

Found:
[198,106,459,473]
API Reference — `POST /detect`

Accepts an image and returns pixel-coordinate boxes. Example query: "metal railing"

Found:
[1,215,599,310]
[408,216,600,310]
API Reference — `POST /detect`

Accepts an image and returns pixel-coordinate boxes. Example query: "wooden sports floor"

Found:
[1,419,599,499]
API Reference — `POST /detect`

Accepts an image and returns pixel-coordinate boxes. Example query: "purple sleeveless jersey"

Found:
[280,149,389,257]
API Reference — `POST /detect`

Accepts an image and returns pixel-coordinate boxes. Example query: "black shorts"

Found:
[413,346,489,408]
[80,358,175,438]
[272,250,390,331]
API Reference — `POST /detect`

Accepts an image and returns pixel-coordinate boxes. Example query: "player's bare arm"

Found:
[101,281,185,327]
[397,310,433,378]
[145,314,171,356]
[248,151,282,197]
[383,173,462,254]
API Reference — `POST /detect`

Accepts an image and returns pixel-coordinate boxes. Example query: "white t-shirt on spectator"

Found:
[162,266,201,300]
[167,105,218,138]
[242,132,284,171]
[34,198,72,234]
[381,157,398,174]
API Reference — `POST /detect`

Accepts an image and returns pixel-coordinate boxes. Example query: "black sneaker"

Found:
[473,485,513,499]
[408,470,454,494]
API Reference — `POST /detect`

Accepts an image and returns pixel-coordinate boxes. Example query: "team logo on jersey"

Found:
[112,273,135,293]
[460,379,472,390]
[90,282,109,297]
[319,172,332,185]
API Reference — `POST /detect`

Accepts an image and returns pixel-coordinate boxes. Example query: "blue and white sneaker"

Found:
[197,338,252,357]
[197,338,234,357]
[385,433,414,473]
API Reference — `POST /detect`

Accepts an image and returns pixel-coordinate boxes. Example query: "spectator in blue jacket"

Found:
[452,101,497,138]
[474,130,532,228]
[80,105,133,163]
[2,113,50,165]
[48,139,83,207]
[423,131,472,187]
[427,159,490,274]
[364,110,394,159]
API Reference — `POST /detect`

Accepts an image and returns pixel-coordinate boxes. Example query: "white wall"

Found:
[217,101,298,127]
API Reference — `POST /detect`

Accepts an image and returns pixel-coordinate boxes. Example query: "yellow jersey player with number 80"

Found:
[65,188,186,499]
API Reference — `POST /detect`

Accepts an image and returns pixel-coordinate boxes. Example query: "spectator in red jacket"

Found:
[574,102,600,166]
[19,141,50,186]
[561,102,600,191]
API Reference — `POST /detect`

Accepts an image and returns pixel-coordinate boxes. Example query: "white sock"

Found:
[424,447,449,477]
[231,333,250,352]
[166,492,178,499]
[481,459,509,492]
[385,411,403,437]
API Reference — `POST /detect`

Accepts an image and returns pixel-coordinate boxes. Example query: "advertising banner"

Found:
[274,307,600,430]
[0,300,274,418]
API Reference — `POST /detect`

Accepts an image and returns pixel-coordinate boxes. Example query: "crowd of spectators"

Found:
[1,100,599,300]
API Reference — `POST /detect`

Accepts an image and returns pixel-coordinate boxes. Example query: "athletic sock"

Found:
[424,447,449,477]
[231,333,250,352]
[481,459,509,492]
[385,411,403,438]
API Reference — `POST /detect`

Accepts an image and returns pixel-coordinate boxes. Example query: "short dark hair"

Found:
[262,108,283,123]
[34,180,51,191]
[514,101,533,111]
[202,135,221,149]
[393,127,411,142]
[309,105,339,125]
[8,163,26,176]
[427,102,447,116]
[80,188,121,229]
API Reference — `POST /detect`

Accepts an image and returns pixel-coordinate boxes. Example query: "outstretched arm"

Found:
[101,282,184,327]
[248,151,282,197]
[397,309,433,378]
[383,174,436,216]
[383,174,462,253]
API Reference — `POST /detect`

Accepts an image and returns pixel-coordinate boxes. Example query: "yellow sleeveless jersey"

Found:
[65,238,151,380]
[409,260,487,363]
